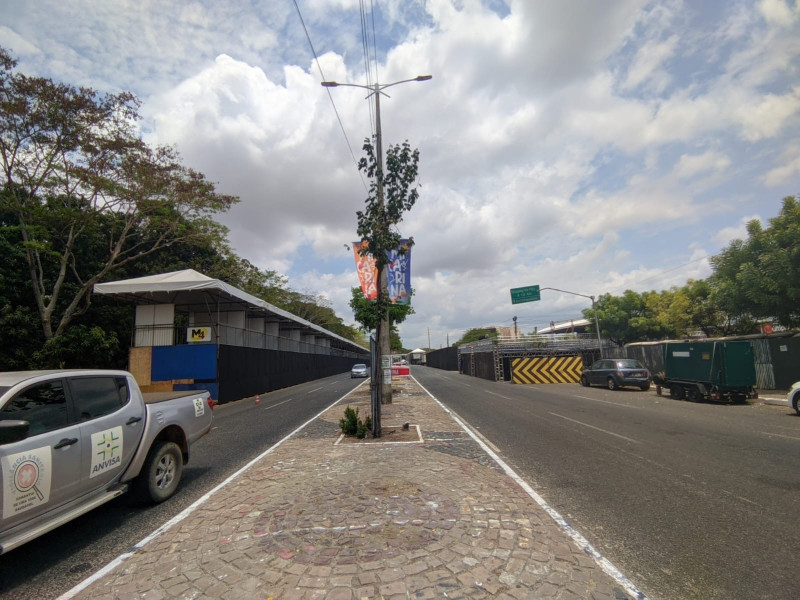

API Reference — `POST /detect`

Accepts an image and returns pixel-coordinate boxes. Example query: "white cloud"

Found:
[758,0,800,27]
[0,25,41,57]
[712,215,761,247]
[623,35,679,92]
[762,144,800,185]
[2,0,799,349]
[734,87,800,141]
[673,151,731,179]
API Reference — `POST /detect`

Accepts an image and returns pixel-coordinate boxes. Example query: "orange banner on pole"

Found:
[353,241,378,300]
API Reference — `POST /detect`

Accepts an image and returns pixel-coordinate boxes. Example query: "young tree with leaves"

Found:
[355,137,420,405]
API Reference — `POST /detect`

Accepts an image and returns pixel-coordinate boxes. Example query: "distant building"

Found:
[537,318,590,335]
[481,325,521,339]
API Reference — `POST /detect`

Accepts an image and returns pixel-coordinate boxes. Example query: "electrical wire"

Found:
[369,0,380,102]
[291,0,367,191]
[359,0,375,138]
[633,254,710,287]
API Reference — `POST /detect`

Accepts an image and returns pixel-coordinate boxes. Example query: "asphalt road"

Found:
[0,373,367,600]
[412,366,800,600]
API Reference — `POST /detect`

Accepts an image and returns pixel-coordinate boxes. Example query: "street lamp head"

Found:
[415,75,432,81]
[321,81,339,87]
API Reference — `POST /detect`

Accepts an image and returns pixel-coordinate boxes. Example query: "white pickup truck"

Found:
[0,369,213,554]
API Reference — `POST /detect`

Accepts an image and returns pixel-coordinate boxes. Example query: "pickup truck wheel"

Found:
[135,441,183,504]
[639,383,651,391]
[793,394,800,416]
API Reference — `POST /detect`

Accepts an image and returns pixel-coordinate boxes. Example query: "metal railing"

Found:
[458,333,607,354]
[132,324,367,359]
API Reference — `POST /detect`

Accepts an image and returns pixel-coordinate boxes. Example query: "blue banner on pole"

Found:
[387,240,411,304]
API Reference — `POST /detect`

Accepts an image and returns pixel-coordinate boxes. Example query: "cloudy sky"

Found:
[2,0,799,350]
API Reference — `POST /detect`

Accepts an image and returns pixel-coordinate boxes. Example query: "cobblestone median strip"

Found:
[60,376,647,600]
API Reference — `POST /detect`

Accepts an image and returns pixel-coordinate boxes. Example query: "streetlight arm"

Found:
[540,287,593,301]
[540,287,604,357]
[380,75,433,90]
[320,75,432,92]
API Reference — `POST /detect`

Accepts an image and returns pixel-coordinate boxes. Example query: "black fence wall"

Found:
[426,346,458,371]
[767,336,800,389]
[218,345,367,404]
[472,352,496,381]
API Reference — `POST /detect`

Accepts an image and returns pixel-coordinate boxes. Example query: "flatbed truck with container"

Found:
[654,341,758,403]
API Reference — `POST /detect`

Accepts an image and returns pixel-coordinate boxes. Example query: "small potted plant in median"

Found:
[339,406,372,439]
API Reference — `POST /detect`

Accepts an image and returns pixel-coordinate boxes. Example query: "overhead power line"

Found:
[635,254,711,287]
[291,0,367,192]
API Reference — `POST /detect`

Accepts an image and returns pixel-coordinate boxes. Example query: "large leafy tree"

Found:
[680,279,740,337]
[584,290,668,345]
[454,328,498,346]
[710,195,800,329]
[0,47,237,345]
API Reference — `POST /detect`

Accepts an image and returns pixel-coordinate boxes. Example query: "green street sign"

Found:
[510,285,540,304]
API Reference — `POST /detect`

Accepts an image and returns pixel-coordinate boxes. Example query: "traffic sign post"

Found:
[510,285,540,304]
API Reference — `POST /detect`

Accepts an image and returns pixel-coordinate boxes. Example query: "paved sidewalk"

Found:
[63,377,642,600]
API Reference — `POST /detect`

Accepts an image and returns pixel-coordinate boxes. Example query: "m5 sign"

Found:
[510,285,540,304]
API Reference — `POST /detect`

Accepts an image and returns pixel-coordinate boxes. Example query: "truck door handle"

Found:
[54,438,78,449]
[126,416,142,425]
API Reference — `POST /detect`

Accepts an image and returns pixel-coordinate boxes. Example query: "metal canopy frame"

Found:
[94,269,366,354]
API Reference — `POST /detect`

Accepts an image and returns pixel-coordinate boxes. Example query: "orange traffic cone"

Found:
[255,393,261,405]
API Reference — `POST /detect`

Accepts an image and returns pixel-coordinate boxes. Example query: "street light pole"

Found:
[590,295,603,358]
[540,287,604,358]
[322,75,431,407]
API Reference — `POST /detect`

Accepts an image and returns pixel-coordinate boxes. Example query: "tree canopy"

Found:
[454,328,499,346]
[0,47,365,369]
[0,47,237,344]
[581,195,800,343]
[710,195,800,328]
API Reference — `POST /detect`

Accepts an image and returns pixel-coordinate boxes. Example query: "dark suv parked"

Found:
[581,359,651,391]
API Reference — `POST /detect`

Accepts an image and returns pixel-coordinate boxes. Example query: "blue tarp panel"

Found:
[152,344,217,381]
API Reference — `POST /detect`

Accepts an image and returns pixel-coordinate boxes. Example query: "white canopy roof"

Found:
[537,318,590,334]
[409,348,427,354]
[94,269,365,352]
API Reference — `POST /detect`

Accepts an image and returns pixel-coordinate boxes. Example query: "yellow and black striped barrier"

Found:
[511,356,583,384]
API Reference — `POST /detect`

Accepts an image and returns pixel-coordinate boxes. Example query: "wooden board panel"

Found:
[128,346,152,386]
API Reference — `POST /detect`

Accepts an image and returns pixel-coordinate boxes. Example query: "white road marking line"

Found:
[306,386,324,394]
[412,375,647,600]
[548,412,642,444]
[756,430,800,441]
[56,380,371,600]
[575,395,643,408]
[486,390,512,400]
[262,398,293,410]
[720,489,759,505]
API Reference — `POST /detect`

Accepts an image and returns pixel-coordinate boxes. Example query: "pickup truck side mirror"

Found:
[0,420,30,445]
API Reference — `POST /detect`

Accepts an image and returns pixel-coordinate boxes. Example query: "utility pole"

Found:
[322,74,431,407]
[428,327,431,349]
